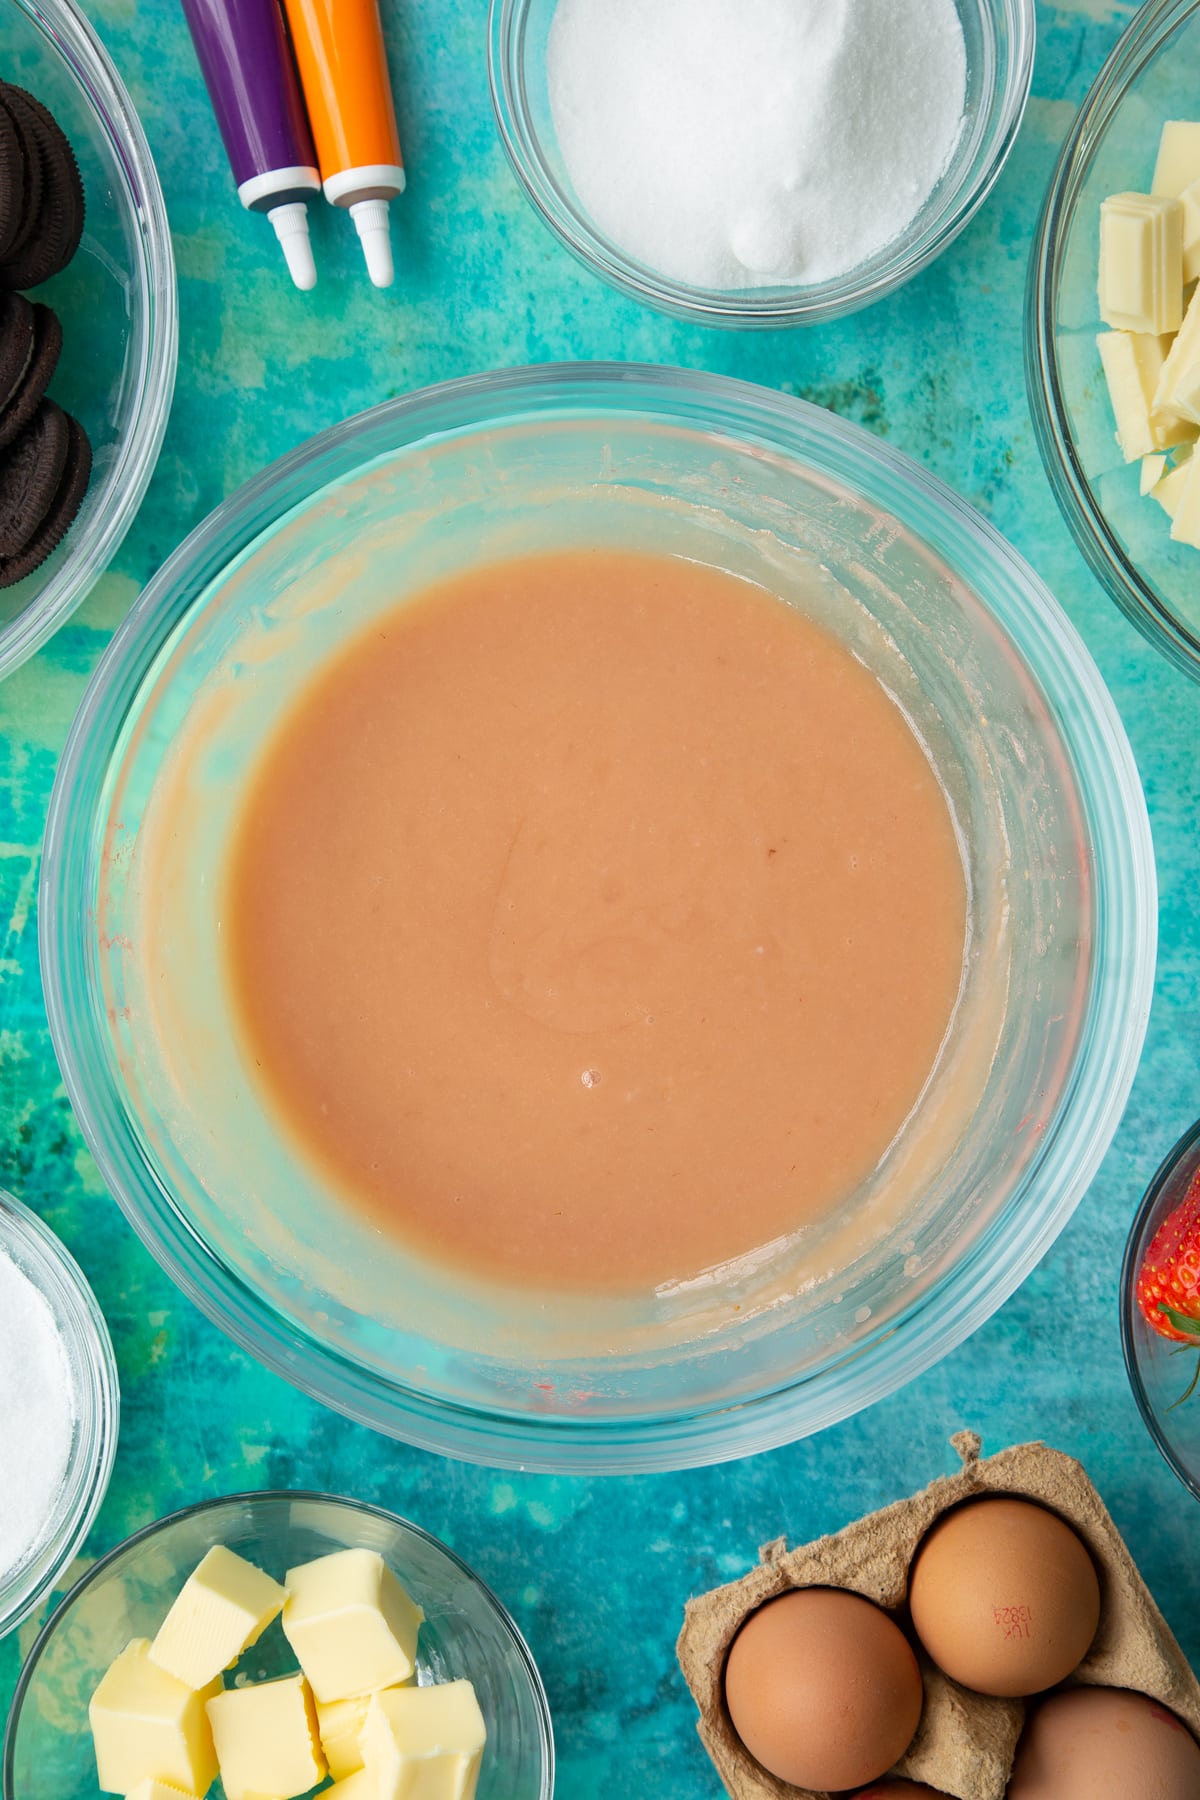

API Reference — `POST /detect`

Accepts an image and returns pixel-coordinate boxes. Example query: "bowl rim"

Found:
[0,1188,120,1640]
[1120,1113,1200,1505]
[1,1486,556,1800]
[0,0,178,678]
[1026,0,1200,683]
[487,0,1037,327]
[39,361,1158,1474]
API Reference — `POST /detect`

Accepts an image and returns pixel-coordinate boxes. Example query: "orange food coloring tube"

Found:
[282,0,405,286]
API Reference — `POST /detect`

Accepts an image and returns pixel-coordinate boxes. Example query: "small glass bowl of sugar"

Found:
[0,1190,118,1638]
[489,0,1035,326]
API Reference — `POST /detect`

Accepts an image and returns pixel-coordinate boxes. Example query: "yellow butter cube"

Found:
[149,1546,287,1690]
[317,1693,373,1780]
[1099,192,1184,335]
[329,1771,377,1798]
[282,1549,423,1703]
[1152,121,1200,199]
[361,1682,486,1800]
[318,1682,415,1779]
[1170,453,1200,547]
[205,1672,326,1800]
[123,1783,199,1800]
[89,1639,219,1797]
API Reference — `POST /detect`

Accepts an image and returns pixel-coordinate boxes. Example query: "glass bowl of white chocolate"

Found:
[1029,0,1200,681]
[1,1491,554,1800]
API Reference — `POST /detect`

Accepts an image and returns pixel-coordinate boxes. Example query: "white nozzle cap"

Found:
[268,201,317,291]
[350,197,395,288]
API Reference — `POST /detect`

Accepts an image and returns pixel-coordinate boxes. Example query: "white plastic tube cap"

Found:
[350,197,395,288]
[269,201,317,292]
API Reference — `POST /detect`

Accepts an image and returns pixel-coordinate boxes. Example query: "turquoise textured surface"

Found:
[2,1,1200,1794]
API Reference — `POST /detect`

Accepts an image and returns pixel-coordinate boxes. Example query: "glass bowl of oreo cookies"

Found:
[0,0,176,675]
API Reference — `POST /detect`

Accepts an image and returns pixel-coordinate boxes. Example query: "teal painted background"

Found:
[2,0,1199,1794]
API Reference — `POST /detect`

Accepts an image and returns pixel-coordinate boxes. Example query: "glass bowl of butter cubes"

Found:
[1,1490,554,1800]
[1028,0,1200,681]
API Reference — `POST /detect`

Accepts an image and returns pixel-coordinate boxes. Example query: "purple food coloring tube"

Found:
[182,0,320,289]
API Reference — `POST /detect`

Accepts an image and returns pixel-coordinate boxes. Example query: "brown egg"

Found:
[1007,1686,1200,1798]
[852,1784,951,1798]
[723,1587,924,1791]
[907,1497,1100,1696]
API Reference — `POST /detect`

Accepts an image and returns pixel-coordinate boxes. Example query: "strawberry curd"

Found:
[225,549,968,1293]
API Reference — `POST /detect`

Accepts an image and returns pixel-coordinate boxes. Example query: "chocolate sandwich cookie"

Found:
[0,96,26,261]
[0,290,35,411]
[0,409,90,587]
[0,85,45,262]
[0,83,84,289]
[0,303,61,450]
[0,398,69,559]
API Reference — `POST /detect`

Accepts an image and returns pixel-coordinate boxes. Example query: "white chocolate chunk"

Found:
[123,1783,199,1800]
[1165,358,1200,430]
[1152,121,1200,199]
[205,1672,326,1800]
[88,1639,219,1798]
[1140,453,1168,493]
[1154,284,1200,424]
[282,1549,423,1703]
[328,1771,377,1799]
[1151,458,1193,520]
[361,1683,487,1800]
[1099,192,1184,334]
[1182,179,1200,285]
[1096,330,1192,458]
[149,1546,287,1690]
[1170,453,1200,546]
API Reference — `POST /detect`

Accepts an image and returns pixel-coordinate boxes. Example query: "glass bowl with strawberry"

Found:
[1122,1117,1200,1501]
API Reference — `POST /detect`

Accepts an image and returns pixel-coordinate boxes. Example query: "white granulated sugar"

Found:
[0,1250,76,1586]
[547,0,968,290]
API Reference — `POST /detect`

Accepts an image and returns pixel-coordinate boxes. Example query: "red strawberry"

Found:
[1137,1166,1200,1348]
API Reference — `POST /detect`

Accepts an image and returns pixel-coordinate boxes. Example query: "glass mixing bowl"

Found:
[1028,0,1200,682]
[40,364,1155,1473]
[0,0,177,675]
[1121,1117,1200,1505]
[2,1491,554,1800]
[489,0,1035,326]
[0,1190,118,1639]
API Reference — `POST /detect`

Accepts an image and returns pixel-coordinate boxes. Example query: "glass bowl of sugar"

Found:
[0,1190,119,1639]
[489,0,1035,326]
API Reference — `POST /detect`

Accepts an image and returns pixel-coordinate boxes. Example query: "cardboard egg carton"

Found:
[677,1433,1200,1800]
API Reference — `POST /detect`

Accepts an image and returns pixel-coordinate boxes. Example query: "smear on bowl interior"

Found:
[223,547,968,1296]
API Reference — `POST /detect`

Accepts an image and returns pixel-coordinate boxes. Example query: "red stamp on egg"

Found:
[994,1604,1033,1639]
